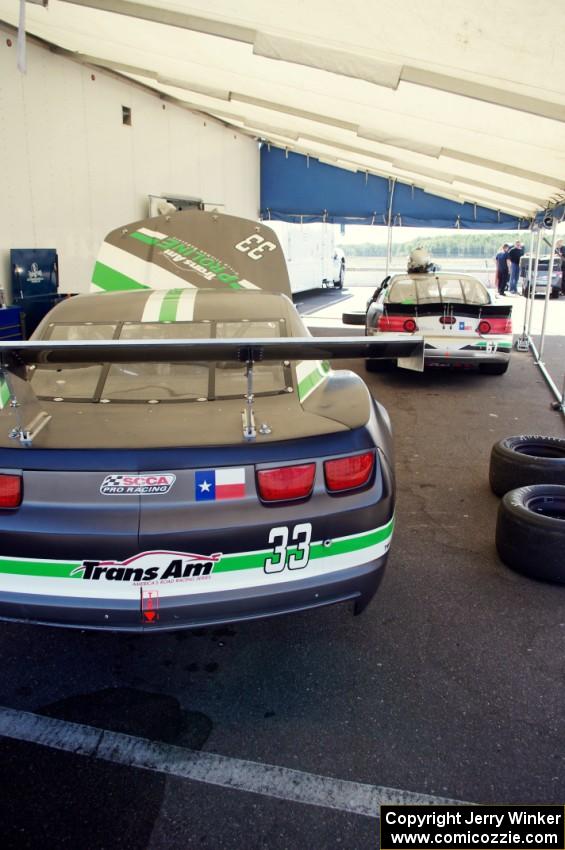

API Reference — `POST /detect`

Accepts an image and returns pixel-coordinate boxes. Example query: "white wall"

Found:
[0,26,259,298]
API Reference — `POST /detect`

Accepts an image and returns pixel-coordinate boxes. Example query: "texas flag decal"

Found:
[195,468,246,501]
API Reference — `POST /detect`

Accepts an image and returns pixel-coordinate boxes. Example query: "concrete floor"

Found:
[1,279,564,850]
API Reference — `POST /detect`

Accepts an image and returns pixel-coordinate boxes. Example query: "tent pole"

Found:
[520,228,535,338]
[526,228,543,338]
[537,217,558,361]
[385,179,396,278]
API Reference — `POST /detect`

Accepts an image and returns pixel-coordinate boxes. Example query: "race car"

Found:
[345,256,512,375]
[0,211,423,632]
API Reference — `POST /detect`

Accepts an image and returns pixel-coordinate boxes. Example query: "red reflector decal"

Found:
[257,463,315,502]
[324,452,375,493]
[0,474,22,508]
[141,588,159,624]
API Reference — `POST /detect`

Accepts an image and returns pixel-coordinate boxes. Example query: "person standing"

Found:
[507,240,525,294]
[495,243,510,296]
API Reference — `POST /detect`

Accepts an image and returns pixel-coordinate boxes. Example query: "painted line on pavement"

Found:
[0,706,467,817]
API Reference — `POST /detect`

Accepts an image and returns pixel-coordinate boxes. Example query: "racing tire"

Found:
[489,434,565,496]
[479,361,509,375]
[365,358,395,373]
[342,311,366,326]
[496,485,565,584]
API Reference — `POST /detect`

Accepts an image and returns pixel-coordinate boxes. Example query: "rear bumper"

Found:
[0,555,387,632]
[424,348,511,366]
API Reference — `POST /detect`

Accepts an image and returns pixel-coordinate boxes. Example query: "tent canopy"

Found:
[4,0,565,222]
[261,146,527,229]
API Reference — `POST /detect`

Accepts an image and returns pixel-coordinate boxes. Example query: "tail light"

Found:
[324,451,375,493]
[257,463,315,502]
[477,318,512,335]
[377,315,418,333]
[439,316,456,325]
[0,474,22,508]
[403,318,418,333]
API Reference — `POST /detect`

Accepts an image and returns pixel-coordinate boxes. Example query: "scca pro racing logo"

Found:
[70,551,222,584]
[100,473,176,496]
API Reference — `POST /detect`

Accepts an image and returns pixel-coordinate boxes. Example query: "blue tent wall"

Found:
[260,145,530,230]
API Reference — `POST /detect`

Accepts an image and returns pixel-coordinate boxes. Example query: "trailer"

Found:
[266,222,345,295]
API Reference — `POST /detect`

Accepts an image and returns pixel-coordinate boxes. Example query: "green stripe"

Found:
[159,288,184,322]
[474,341,512,351]
[0,559,81,579]
[216,517,395,573]
[92,262,149,292]
[130,231,159,246]
[298,367,325,401]
[0,378,11,409]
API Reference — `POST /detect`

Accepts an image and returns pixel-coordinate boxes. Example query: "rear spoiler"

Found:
[381,303,512,318]
[0,335,423,366]
[0,335,424,446]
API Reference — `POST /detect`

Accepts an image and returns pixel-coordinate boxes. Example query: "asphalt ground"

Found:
[1,274,565,850]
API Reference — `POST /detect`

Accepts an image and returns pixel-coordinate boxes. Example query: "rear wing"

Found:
[93,210,293,298]
[0,335,424,446]
[381,303,513,318]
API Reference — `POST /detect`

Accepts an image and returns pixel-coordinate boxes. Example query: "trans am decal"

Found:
[100,474,176,496]
[70,551,221,585]
[140,233,240,285]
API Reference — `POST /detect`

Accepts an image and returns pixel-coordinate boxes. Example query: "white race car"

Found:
[347,271,512,376]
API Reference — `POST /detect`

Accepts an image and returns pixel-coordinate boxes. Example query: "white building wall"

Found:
[0,27,259,298]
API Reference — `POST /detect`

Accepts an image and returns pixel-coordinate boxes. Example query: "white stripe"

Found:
[96,243,195,291]
[238,278,259,289]
[215,468,245,486]
[136,227,169,240]
[141,290,167,322]
[176,288,197,321]
[0,706,466,816]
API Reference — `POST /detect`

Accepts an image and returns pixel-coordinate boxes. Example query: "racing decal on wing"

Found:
[69,551,222,585]
[131,228,242,286]
[100,474,176,496]
[195,468,246,501]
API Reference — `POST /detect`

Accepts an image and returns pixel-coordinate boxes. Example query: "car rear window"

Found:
[387,276,489,305]
[31,320,288,402]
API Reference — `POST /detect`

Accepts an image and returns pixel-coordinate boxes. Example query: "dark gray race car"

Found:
[0,212,423,631]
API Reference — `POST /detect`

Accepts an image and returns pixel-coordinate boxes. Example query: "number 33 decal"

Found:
[264,523,312,573]
[235,233,277,261]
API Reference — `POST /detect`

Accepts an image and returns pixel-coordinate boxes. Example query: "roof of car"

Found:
[388,272,487,285]
[34,289,305,337]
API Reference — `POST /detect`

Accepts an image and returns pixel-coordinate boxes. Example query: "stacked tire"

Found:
[489,435,565,584]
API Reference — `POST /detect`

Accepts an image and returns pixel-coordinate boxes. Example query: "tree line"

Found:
[339,232,531,258]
